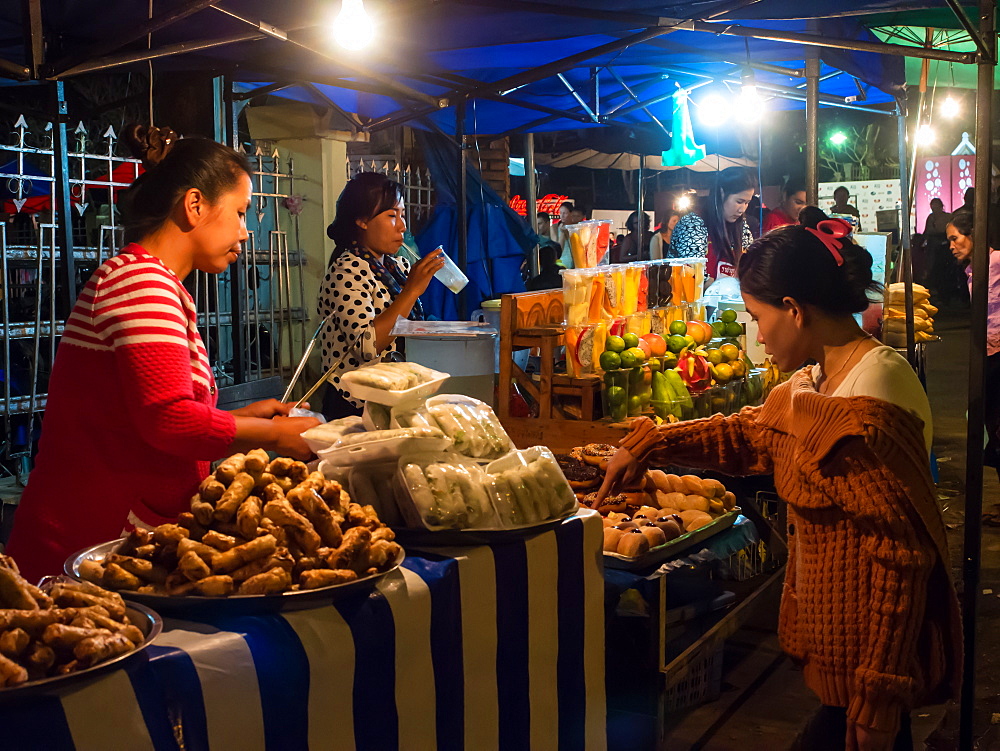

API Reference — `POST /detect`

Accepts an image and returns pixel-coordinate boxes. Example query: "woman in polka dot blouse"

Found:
[318,173,445,418]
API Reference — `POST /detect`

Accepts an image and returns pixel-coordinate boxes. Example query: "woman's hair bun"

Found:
[123,123,179,169]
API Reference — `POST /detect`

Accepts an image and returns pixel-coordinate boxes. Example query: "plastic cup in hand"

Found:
[432,246,469,294]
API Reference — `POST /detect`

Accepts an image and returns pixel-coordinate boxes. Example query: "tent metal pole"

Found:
[524,133,539,276]
[0,56,30,80]
[637,155,645,260]
[556,74,599,123]
[24,0,43,79]
[607,67,670,136]
[944,0,993,61]
[44,0,222,78]
[456,101,468,320]
[894,102,916,365]
[52,80,77,313]
[961,0,996,745]
[805,46,819,205]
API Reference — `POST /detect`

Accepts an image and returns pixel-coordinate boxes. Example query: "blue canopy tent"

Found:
[0,3,995,746]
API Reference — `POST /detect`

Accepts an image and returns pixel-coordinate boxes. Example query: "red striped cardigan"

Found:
[7,245,236,580]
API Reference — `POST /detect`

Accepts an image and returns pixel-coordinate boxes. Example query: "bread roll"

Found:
[678,494,710,513]
[603,527,627,552]
[678,510,713,532]
[702,479,726,499]
[722,491,736,511]
[708,499,725,515]
[647,470,672,494]
[664,474,686,494]
[640,525,666,548]
[616,529,650,557]
[681,475,705,495]
[656,491,687,510]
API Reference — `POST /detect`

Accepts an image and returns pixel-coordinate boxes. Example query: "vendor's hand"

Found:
[403,247,447,297]
[231,398,307,419]
[270,415,321,460]
[595,447,645,502]
[847,721,896,751]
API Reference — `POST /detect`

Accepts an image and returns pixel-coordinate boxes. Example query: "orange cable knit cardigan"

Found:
[621,369,962,736]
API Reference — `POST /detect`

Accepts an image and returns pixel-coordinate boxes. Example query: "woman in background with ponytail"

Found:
[317,172,444,418]
[599,212,960,750]
[6,127,319,580]
[669,166,757,280]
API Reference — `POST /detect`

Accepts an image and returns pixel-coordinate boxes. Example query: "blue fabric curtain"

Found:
[414,131,535,320]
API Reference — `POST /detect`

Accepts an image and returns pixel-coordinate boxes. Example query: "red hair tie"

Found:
[804,218,851,266]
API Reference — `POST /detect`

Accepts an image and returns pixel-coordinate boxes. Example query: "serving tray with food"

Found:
[0,555,161,697]
[561,444,742,569]
[338,361,449,407]
[65,450,404,616]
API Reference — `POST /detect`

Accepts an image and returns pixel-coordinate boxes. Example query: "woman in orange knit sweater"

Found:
[599,214,961,750]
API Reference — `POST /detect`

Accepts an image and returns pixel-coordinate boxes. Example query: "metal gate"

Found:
[0,117,305,481]
[346,158,435,234]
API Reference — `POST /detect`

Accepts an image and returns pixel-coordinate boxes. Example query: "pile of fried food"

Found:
[559,443,738,558]
[79,450,403,597]
[0,554,142,688]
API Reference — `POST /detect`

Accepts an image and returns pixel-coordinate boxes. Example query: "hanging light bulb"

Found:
[739,85,764,122]
[697,94,729,127]
[941,96,960,119]
[334,0,374,51]
[916,123,936,146]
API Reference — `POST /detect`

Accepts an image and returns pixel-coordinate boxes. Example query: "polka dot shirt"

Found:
[318,251,410,408]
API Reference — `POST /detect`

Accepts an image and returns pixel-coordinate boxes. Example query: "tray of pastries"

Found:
[65,450,404,617]
[0,555,161,698]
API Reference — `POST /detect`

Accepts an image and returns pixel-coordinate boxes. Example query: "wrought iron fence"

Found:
[0,117,306,480]
[347,158,435,233]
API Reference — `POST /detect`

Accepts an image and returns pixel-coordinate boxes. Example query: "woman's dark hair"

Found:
[703,166,757,267]
[326,172,404,263]
[121,127,252,243]
[738,208,881,315]
[625,210,651,233]
[797,205,828,228]
[782,179,806,198]
[950,209,974,237]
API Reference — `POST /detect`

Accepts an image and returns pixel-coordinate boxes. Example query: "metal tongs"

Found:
[281,313,346,409]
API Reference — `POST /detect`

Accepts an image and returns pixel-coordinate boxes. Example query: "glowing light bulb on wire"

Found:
[941,96,960,119]
[829,131,848,146]
[739,84,764,123]
[333,0,374,51]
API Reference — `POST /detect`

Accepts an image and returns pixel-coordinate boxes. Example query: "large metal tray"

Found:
[603,509,741,571]
[65,540,405,618]
[0,591,162,701]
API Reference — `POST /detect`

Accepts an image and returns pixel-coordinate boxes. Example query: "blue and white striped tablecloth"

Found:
[0,511,606,751]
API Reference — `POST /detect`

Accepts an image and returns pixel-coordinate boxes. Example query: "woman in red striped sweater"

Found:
[7,130,319,580]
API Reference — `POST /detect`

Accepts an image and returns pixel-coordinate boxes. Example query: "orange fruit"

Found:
[641,333,667,358]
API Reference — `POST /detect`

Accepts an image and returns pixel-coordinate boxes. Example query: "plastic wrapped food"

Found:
[392,395,512,460]
[340,361,444,391]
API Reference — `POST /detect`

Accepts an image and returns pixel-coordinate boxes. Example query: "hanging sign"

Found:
[509,193,570,217]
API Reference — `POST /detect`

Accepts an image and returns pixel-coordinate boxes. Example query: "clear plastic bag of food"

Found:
[391,394,512,460]
[396,453,501,531]
[486,446,577,523]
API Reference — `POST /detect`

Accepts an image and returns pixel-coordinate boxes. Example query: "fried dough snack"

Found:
[0,556,144,688]
[78,451,402,598]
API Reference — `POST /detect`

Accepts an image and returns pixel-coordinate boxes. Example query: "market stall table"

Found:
[0,513,606,751]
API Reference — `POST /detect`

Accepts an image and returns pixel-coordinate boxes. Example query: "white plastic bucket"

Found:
[405,333,497,406]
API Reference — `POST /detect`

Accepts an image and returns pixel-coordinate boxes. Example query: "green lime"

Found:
[622,332,640,349]
[605,335,626,353]
[724,321,744,338]
[711,321,726,336]
[668,320,688,336]
[706,348,723,365]
[606,386,626,407]
[683,334,697,348]
[647,357,662,372]
[619,349,638,369]
[627,395,643,415]
[599,351,621,371]
[720,309,738,324]
[662,352,678,369]
[627,347,647,364]
[667,334,687,354]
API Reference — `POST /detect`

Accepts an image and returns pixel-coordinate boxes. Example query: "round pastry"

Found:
[722,491,737,511]
[556,454,603,490]
[594,493,629,514]
[678,509,713,532]
[606,512,631,526]
[616,528,650,557]
[612,520,638,531]
[631,514,654,527]
[603,526,627,552]
[637,505,661,520]
[640,525,666,548]
[655,517,682,540]
[581,443,616,467]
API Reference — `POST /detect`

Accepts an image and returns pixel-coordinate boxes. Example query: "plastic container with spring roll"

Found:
[318,459,407,527]
[395,452,501,531]
[337,361,450,407]
[485,447,578,524]
[390,394,512,461]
